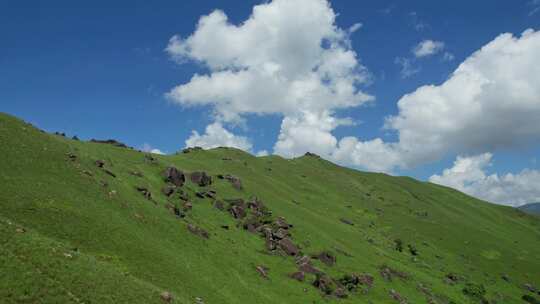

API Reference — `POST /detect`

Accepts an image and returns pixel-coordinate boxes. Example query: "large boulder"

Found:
[205,190,217,199]
[187,224,209,239]
[247,197,272,218]
[298,261,322,275]
[227,199,246,219]
[265,238,277,251]
[358,274,374,288]
[278,238,299,256]
[272,228,290,240]
[389,289,407,304]
[334,288,348,299]
[255,265,269,279]
[190,171,212,187]
[214,200,225,211]
[524,283,538,293]
[223,174,242,190]
[161,185,175,197]
[103,169,116,178]
[315,251,336,267]
[380,265,409,282]
[160,291,173,303]
[340,218,354,225]
[313,274,336,295]
[275,217,293,229]
[289,271,305,282]
[135,186,152,200]
[162,167,185,187]
[182,201,193,211]
[230,205,246,219]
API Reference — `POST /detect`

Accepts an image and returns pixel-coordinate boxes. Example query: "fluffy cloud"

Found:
[430,153,540,207]
[141,143,165,155]
[273,110,353,157]
[256,150,269,157]
[166,0,372,123]
[442,52,455,61]
[340,29,540,172]
[395,57,420,79]
[390,29,540,166]
[166,0,374,158]
[413,40,445,58]
[185,122,252,151]
[332,138,403,172]
[409,12,429,32]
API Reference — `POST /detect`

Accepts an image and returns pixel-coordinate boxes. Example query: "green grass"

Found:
[1,112,539,303]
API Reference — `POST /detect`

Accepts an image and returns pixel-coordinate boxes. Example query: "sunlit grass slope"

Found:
[1,112,539,304]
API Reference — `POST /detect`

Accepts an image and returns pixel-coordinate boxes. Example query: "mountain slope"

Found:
[519,203,540,216]
[1,112,539,304]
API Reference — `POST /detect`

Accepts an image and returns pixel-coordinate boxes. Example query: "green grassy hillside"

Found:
[1,112,539,304]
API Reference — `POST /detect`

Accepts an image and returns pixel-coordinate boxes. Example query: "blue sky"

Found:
[1,0,540,206]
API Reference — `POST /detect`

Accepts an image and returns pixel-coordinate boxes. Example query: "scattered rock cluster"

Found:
[163,167,185,187]
[304,152,320,158]
[389,289,408,304]
[217,174,242,190]
[64,147,382,301]
[135,186,153,201]
[187,223,209,239]
[181,147,203,154]
[190,171,212,187]
[159,166,215,239]
[94,159,116,178]
[90,139,129,149]
[315,251,336,267]
[58,142,534,303]
[380,265,409,282]
[211,195,371,299]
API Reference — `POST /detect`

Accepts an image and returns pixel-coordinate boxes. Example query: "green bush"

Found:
[462,283,487,302]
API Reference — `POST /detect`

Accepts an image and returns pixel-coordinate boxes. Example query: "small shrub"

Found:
[522,294,540,304]
[394,239,403,252]
[462,283,487,302]
[408,244,418,256]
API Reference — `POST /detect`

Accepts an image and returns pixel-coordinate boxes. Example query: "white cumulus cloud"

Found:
[442,52,455,61]
[166,0,372,123]
[166,0,374,159]
[141,143,165,155]
[256,150,269,157]
[413,40,445,58]
[185,122,252,151]
[395,57,420,79]
[430,153,540,207]
[340,29,540,173]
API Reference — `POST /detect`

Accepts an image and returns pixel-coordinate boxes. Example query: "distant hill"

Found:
[1,112,539,304]
[518,203,540,215]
